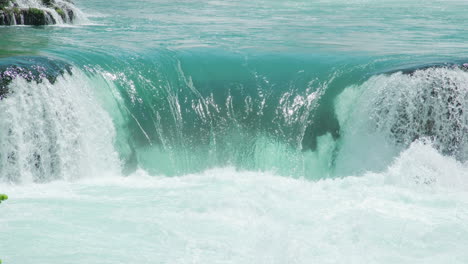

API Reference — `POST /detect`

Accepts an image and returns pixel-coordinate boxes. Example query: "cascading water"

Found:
[2,0,468,263]
[87,52,348,178]
[334,66,468,176]
[0,0,86,25]
[0,68,120,183]
[3,55,466,182]
[1,53,467,184]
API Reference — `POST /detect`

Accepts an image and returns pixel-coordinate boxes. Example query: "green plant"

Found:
[28,7,43,16]
[27,7,46,25]
[0,0,10,9]
[55,7,64,18]
[0,193,6,263]
[41,0,53,7]
[0,193,7,203]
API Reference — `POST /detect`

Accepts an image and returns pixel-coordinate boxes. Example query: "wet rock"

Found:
[0,56,72,99]
[0,0,76,25]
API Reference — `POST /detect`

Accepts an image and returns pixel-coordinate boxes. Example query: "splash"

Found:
[334,66,468,176]
[0,68,120,183]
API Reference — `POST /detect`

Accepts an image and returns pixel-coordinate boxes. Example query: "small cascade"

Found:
[0,0,84,25]
[0,60,120,183]
[44,10,52,23]
[11,10,16,24]
[43,9,58,24]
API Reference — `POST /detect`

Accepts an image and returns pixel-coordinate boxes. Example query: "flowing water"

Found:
[1,0,468,263]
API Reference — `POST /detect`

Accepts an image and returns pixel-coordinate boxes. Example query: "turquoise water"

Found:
[1,0,468,263]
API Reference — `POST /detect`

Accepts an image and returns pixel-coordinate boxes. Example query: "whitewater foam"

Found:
[334,67,468,176]
[1,144,468,264]
[0,69,120,183]
[382,140,468,191]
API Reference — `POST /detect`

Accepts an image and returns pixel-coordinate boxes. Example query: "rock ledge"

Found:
[0,0,76,25]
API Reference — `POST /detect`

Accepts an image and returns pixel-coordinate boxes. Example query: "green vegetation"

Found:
[0,194,6,263]
[41,0,54,7]
[28,7,44,16]
[55,7,65,18]
[0,0,74,25]
[0,0,10,9]
[27,7,46,25]
[0,193,7,203]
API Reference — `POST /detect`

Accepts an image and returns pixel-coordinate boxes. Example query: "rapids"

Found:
[1,0,468,263]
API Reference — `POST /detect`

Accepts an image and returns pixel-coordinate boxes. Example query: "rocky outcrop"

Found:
[0,56,72,99]
[386,62,468,76]
[0,0,76,25]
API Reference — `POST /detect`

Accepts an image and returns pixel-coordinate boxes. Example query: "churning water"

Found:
[1,0,468,263]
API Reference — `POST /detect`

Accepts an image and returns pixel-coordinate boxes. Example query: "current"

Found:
[1,0,468,263]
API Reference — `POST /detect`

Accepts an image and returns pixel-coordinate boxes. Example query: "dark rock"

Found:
[41,0,54,7]
[66,8,73,20]
[0,56,72,99]
[386,62,468,76]
[24,8,46,25]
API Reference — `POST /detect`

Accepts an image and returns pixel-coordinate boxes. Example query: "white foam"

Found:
[1,161,468,263]
[0,69,121,183]
[382,140,468,190]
